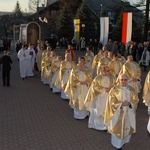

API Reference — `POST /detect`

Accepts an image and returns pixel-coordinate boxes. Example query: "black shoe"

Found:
[117,148,122,150]
[7,84,10,87]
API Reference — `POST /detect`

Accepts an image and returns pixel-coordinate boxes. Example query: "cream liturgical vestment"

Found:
[92,53,103,78]
[64,67,92,119]
[108,60,123,78]
[47,55,57,85]
[84,74,115,130]
[143,71,150,133]
[118,56,126,64]
[26,47,36,77]
[50,59,61,93]
[17,49,28,78]
[54,60,75,99]
[104,85,139,149]
[97,57,111,75]
[36,49,43,71]
[84,55,93,71]
[41,55,52,84]
[119,61,141,93]
[92,53,103,69]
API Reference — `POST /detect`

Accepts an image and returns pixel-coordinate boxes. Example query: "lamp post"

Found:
[81,24,85,37]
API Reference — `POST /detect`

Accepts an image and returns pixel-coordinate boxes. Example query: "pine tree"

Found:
[76,0,97,39]
[132,21,143,43]
[59,0,82,14]
[13,1,22,18]
[57,3,74,40]
[112,12,122,41]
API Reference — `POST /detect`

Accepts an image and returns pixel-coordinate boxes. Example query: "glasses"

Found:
[120,79,127,81]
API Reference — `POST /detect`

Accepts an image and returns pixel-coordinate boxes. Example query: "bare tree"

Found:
[28,0,39,12]
[28,0,46,12]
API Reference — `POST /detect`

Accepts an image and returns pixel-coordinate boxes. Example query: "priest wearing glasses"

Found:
[104,74,139,150]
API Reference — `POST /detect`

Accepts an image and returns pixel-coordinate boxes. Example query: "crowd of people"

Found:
[0,36,11,51]
[3,37,148,150]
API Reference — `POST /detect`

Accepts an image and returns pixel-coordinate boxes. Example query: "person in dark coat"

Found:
[0,51,12,86]
[16,40,22,53]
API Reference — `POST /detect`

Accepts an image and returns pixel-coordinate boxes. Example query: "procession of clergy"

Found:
[17,41,150,150]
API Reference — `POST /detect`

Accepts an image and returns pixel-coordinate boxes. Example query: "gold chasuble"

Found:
[97,57,111,75]
[48,59,61,84]
[92,53,103,69]
[65,67,92,109]
[41,55,51,79]
[143,71,150,106]
[84,74,115,110]
[54,60,75,90]
[118,61,141,93]
[108,60,123,78]
[104,85,139,140]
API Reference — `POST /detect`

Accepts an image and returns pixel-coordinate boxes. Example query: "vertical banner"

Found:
[121,12,132,45]
[100,17,109,46]
[19,24,27,42]
[74,19,80,40]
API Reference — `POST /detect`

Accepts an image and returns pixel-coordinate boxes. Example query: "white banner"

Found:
[100,17,109,46]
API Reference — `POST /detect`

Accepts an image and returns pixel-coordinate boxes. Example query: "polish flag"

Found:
[121,12,132,45]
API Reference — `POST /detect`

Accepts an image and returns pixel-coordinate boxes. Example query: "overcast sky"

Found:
[0,0,28,12]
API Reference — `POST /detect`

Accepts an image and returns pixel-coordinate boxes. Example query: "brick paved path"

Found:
[0,49,149,150]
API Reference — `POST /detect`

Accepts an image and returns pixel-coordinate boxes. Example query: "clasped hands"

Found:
[105,88,111,92]
[122,100,131,107]
[132,78,138,82]
[80,81,87,85]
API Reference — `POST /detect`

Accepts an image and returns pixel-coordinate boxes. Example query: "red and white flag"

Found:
[121,12,132,45]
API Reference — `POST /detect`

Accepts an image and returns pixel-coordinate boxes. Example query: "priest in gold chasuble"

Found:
[54,53,75,100]
[118,54,141,94]
[41,51,52,84]
[104,74,139,150]
[108,54,123,79]
[97,51,111,75]
[84,66,115,130]
[50,56,62,93]
[65,57,92,119]
[143,71,150,133]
